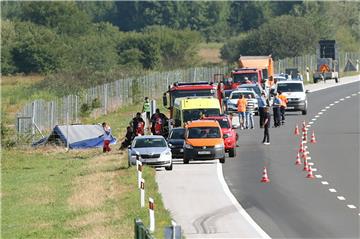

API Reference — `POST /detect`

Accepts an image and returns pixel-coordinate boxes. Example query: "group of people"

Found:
[119,97,168,149]
[236,90,288,145]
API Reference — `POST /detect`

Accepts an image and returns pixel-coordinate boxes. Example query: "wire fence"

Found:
[16,52,360,139]
[16,66,230,137]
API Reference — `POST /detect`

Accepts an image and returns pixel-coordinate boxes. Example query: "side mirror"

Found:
[162,93,168,107]
[305,89,309,93]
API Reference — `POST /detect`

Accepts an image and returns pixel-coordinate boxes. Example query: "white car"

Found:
[128,135,173,170]
[274,81,308,115]
[226,90,258,113]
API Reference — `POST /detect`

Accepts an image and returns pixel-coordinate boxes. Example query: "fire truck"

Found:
[162,81,222,118]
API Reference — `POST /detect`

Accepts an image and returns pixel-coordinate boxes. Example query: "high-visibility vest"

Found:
[143,101,151,112]
[237,98,247,112]
[279,95,288,107]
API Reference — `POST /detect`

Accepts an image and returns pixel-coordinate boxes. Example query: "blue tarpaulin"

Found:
[33,124,116,149]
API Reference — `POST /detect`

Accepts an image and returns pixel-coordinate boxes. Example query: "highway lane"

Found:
[223,79,359,238]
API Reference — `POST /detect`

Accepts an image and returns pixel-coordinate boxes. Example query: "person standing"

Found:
[258,92,267,128]
[278,91,288,125]
[99,122,112,152]
[262,107,271,145]
[246,94,255,129]
[237,94,247,130]
[142,97,151,130]
[272,93,282,127]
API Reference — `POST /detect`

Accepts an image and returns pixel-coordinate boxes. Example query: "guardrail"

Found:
[134,219,154,239]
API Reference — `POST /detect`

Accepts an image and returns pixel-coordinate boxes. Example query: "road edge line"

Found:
[216,162,271,239]
[306,76,360,93]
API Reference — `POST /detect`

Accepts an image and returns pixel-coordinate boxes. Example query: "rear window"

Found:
[277,83,303,92]
[188,127,221,139]
[169,129,185,139]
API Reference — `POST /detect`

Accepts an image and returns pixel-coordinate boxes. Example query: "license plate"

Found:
[287,107,294,109]
[180,149,184,152]
[198,151,210,155]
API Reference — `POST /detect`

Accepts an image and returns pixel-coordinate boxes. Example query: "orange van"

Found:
[183,120,226,164]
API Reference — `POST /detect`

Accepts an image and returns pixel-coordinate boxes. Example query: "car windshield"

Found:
[233,73,258,84]
[277,83,303,92]
[134,138,167,148]
[188,127,221,138]
[183,109,220,122]
[230,92,254,99]
[169,129,185,139]
[171,90,216,105]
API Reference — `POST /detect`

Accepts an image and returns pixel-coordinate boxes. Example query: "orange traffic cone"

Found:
[295,152,302,165]
[306,165,315,178]
[310,131,317,143]
[261,167,270,183]
[299,142,304,153]
[303,159,309,171]
[294,125,300,135]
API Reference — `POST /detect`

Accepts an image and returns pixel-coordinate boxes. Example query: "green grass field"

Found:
[1,76,172,238]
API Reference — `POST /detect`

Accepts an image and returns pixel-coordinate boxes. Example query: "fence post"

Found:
[66,111,69,151]
[104,84,108,115]
[149,197,155,233]
[31,101,36,143]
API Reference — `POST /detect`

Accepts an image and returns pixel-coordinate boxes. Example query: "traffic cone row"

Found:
[310,130,317,143]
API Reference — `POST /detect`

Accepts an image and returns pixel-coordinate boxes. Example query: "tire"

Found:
[313,78,318,84]
[183,158,190,164]
[302,109,307,115]
[219,157,225,164]
[229,148,236,158]
[165,163,173,171]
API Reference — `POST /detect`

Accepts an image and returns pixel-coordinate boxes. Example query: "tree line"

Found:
[1,1,359,77]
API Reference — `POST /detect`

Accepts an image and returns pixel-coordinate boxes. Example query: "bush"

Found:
[80,103,91,117]
[91,98,101,109]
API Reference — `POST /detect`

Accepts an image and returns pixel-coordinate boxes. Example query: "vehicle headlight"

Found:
[223,133,232,139]
[214,143,224,149]
[184,143,193,149]
[168,143,174,148]
[163,151,171,156]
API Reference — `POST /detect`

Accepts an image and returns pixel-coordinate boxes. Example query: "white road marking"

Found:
[321,181,329,185]
[345,96,351,99]
[337,196,346,201]
[325,106,330,109]
[334,101,339,103]
[352,93,357,96]
[308,162,314,166]
[330,103,334,106]
[329,188,337,192]
[309,122,314,125]
[312,118,317,121]
[306,157,311,160]
[311,118,316,121]
[340,98,345,101]
[315,115,320,118]
[312,168,317,171]
[318,112,323,115]
[217,163,271,238]
[347,205,356,209]
[321,109,326,112]
[315,175,322,178]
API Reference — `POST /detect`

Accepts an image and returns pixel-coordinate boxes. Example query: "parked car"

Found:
[226,90,259,113]
[202,115,238,157]
[222,89,234,112]
[237,83,264,98]
[128,135,173,170]
[273,80,308,115]
[183,120,226,164]
[167,127,185,159]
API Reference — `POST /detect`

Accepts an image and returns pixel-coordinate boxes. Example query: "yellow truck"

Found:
[172,97,222,127]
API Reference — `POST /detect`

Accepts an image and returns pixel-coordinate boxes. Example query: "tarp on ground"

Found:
[33,124,116,149]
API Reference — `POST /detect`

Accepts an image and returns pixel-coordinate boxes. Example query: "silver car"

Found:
[128,135,173,171]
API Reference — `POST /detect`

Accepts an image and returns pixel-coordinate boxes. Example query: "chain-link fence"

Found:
[16,66,230,137]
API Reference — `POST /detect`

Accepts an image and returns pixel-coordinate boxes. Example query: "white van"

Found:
[274,81,308,115]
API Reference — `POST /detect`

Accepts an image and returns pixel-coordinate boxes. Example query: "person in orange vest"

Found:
[278,91,288,125]
[237,94,247,130]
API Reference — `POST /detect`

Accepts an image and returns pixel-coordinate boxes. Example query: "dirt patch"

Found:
[198,48,222,63]
[79,224,118,239]
[67,211,107,228]
[24,185,55,205]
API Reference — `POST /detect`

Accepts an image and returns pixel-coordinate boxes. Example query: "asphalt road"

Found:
[223,78,360,238]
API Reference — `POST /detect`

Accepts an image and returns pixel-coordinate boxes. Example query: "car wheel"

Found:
[302,109,307,115]
[229,148,236,158]
[165,163,173,171]
[219,157,225,164]
[313,78,318,84]
[183,158,190,164]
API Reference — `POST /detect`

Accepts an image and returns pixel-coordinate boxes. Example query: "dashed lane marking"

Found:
[334,100,339,103]
[340,98,345,101]
[329,188,337,192]
[309,122,314,125]
[321,109,326,112]
[321,181,329,185]
[347,205,357,209]
[325,106,330,109]
[315,175,323,178]
[337,196,346,201]
[308,162,314,166]
[345,96,351,99]
[352,93,357,96]
[318,112,323,115]
[315,115,320,118]
[330,103,335,106]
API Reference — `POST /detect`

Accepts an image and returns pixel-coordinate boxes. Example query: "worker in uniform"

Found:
[236,94,247,130]
[278,91,288,125]
[258,92,267,128]
[272,93,282,127]
[130,112,145,136]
